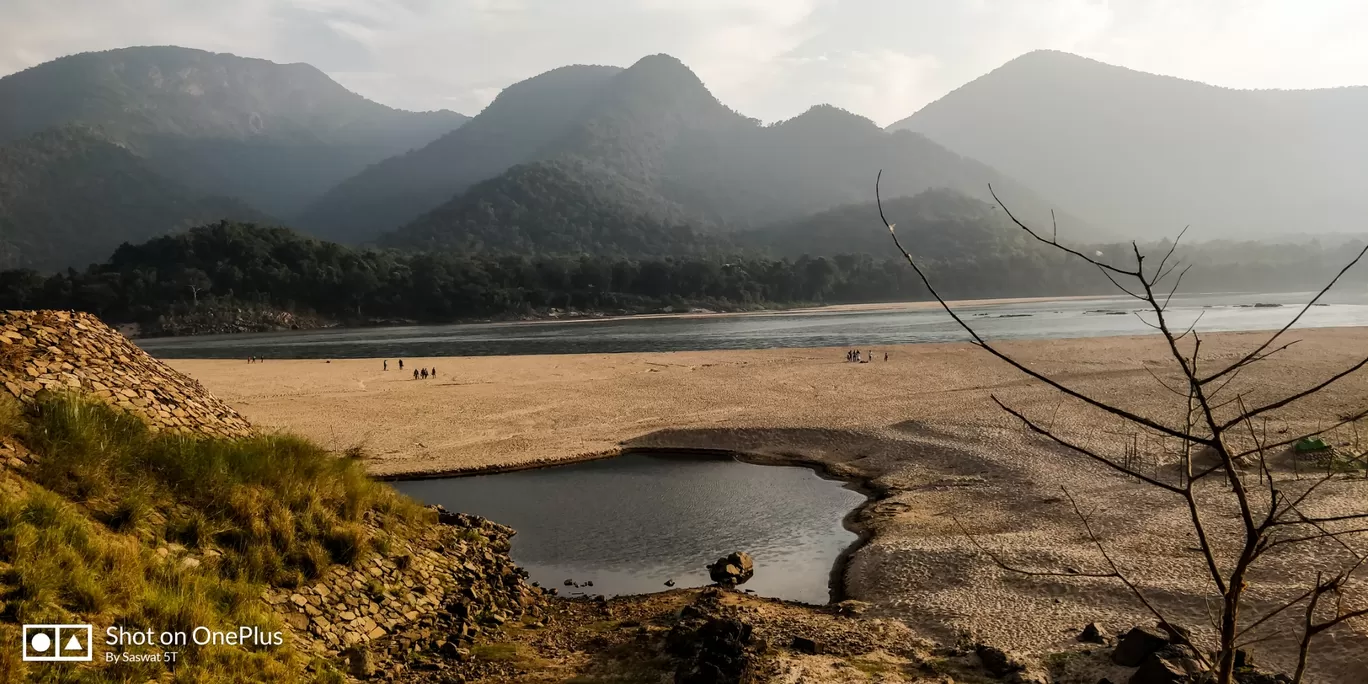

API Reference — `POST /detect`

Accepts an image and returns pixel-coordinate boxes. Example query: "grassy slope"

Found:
[0,392,428,682]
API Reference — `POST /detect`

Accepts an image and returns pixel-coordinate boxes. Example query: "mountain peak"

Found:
[613,53,710,94]
[626,53,694,74]
[771,104,880,135]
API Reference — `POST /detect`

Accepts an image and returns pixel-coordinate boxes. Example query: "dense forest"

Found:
[0,222,1109,334]
[4,221,1362,337]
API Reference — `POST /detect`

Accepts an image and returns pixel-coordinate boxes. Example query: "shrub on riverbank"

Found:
[0,392,430,682]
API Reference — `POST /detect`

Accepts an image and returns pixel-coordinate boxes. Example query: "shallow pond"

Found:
[393,453,866,605]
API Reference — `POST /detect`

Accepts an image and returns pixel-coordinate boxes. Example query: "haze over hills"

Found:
[0,126,266,271]
[312,54,1081,251]
[0,46,468,217]
[890,49,1368,241]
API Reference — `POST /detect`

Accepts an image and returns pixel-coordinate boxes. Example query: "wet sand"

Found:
[168,327,1368,681]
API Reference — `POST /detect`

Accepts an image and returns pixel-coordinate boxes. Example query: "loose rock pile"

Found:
[0,310,252,438]
[264,508,548,677]
[668,591,765,684]
[1066,621,1292,684]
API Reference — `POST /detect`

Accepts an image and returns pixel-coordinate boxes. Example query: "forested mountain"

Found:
[297,64,626,242]
[305,54,1081,246]
[890,50,1368,241]
[0,46,468,216]
[0,127,265,270]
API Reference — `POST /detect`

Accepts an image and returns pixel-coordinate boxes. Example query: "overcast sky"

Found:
[2,0,1365,126]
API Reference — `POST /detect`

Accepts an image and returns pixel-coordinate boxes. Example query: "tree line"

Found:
[2,221,1363,334]
[0,222,1112,330]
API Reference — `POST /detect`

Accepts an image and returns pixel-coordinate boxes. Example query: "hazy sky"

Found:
[2,0,1365,125]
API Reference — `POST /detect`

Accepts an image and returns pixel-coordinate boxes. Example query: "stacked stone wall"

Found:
[0,310,251,438]
[264,512,546,665]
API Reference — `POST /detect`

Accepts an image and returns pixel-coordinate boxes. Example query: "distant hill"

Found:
[380,159,719,256]
[739,188,1042,259]
[0,46,468,216]
[890,50,1368,241]
[0,126,265,270]
[328,54,1083,250]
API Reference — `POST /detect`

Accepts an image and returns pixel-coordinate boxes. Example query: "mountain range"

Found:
[891,49,1368,241]
[2,45,1364,272]
[0,46,467,268]
[304,54,1076,251]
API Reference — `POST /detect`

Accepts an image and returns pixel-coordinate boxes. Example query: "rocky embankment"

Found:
[266,508,550,680]
[137,305,332,337]
[0,309,252,437]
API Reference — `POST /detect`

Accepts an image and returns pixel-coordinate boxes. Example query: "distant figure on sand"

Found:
[413,369,419,380]
[431,367,437,378]
[884,352,888,362]
[384,360,388,371]
[421,368,429,380]
[399,360,404,370]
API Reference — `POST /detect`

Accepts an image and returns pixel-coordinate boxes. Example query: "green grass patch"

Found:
[21,391,426,584]
[0,392,433,682]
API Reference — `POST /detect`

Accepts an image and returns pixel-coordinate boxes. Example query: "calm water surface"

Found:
[393,453,866,604]
[139,291,1368,359]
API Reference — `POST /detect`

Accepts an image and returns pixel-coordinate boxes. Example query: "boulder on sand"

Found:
[1112,626,1170,667]
[707,552,755,587]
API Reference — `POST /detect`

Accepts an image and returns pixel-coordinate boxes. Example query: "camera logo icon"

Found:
[22,624,93,662]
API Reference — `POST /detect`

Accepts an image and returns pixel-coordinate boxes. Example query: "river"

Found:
[138,291,1368,359]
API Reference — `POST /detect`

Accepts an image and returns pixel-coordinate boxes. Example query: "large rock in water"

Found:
[0,310,252,438]
[707,552,755,587]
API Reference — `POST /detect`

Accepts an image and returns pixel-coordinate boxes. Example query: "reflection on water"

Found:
[393,453,866,604]
[138,291,1368,360]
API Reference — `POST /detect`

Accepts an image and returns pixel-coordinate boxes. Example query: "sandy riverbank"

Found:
[167,327,1368,478]
[167,327,1368,681]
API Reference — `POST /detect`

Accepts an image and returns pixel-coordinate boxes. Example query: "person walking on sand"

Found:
[884,352,888,362]
[399,359,404,371]
[384,360,388,371]
[421,368,429,380]
[413,369,419,380]
[431,367,437,378]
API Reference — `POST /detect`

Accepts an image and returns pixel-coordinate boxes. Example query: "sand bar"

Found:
[167,327,1368,681]
[169,327,1368,477]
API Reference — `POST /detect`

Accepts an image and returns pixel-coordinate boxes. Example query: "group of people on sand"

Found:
[382,359,435,380]
[246,356,265,363]
[846,349,888,363]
